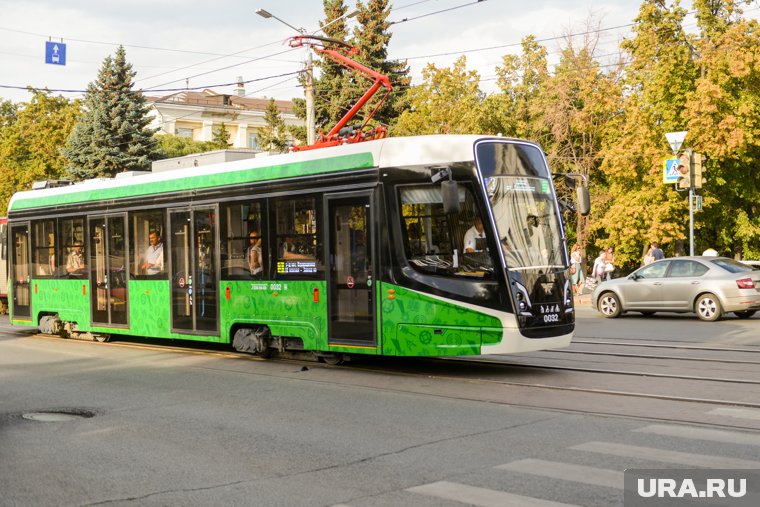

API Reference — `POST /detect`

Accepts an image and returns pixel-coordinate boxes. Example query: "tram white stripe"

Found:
[707,407,760,421]
[571,441,760,469]
[635,424,760,446]
[496,459,623,489]
[406,481,581,507]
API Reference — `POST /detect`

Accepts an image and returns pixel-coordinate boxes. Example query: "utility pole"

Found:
[256,7,357,147]
[305,51,315,145]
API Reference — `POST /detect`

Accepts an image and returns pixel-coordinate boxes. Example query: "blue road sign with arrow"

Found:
[45,41,66,66]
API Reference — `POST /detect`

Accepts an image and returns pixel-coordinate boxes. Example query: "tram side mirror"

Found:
[577,185,591,216]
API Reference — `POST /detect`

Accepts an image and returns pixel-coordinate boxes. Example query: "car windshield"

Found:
[711,258,753,273]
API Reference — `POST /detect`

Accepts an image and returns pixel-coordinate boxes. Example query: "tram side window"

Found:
[273,196,321,276]
[59,218,86,278]
[32,220,56,278]
[221,201,266,279]
[399,185,493,279]
[130,211,167,279]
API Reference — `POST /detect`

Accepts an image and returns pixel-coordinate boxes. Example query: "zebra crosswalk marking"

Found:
[635,424,760,446]
[571,441,760,469]
[406,481,581,507]
[496,459,622,489]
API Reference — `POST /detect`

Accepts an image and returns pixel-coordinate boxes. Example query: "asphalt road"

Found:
[2,313,760,506]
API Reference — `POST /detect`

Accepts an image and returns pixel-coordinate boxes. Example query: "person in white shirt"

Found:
[247,231,263,275]
[463,217,486,253]
[141,231,164,275]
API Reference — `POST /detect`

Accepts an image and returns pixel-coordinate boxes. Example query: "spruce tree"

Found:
[312,0,354,133]
[352,0,411,128]
[257,98,291,153]
[210,123,232,149]
[63,46,158,179]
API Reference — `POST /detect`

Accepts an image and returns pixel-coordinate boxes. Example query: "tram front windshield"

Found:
[476,141,565,272]
[486,176,564,271]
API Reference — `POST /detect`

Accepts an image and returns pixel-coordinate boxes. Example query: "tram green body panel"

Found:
[31,279,90,326]
[379,282,502,356]
[220,280,326,349]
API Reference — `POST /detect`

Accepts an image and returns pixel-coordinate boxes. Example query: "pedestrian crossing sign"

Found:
[663,158,681,184]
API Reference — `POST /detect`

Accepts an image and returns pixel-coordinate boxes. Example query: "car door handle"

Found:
[653,282,663,285]
[691,281,700,285]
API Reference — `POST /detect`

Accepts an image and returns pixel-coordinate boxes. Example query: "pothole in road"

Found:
[21,409,97,422]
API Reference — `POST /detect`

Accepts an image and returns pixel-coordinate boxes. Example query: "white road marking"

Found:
[707,407,760,421]
[635,424,760,446]
[406,481,581,507]
[496,459,623,489]
[571,441,760,469]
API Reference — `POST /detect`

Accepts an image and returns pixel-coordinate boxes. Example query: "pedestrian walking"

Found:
[602,246,615,281]
[569,244,585,295]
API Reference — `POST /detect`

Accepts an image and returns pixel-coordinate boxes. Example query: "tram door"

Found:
[10,223,31,318]
[169,208,217,333]
[326,193,375,344]
[89,215,128,326]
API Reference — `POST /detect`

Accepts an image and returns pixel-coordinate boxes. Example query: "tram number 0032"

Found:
[539,304,561,323]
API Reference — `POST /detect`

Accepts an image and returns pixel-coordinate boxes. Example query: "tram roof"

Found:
[7,134,517,213]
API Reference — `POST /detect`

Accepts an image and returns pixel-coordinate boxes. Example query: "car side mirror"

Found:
[629,273,639,281]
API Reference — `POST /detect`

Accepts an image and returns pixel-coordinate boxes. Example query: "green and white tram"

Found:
[6,135,583,359]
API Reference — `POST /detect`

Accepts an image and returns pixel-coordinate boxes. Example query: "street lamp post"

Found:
[256,8,358,146]
[665,131,694,256]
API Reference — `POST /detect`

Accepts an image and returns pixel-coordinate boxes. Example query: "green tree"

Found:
[0,91,81,213]
[210,122,232,150]
[62,46,159,179]
[257,98,291,153]
[537,28,624,251]
[154,134,217,159]
[392,57,483,136]
[685,0,760,258]
[311,0,354,132]
[592,0,697,268]
[482,36,549,142]
[352,0,411,127]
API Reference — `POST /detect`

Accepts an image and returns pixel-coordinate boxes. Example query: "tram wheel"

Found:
[232,327,272,357]
[94,334,110,343]
[316,353,346,365]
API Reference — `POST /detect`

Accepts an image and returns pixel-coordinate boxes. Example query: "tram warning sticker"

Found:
[179,277,185,288]
[346,275,355,289]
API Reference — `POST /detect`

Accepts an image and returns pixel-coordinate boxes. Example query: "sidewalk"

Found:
[573,286,594,306]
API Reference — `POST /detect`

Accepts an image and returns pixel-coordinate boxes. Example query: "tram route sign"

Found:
[45,41,66,66]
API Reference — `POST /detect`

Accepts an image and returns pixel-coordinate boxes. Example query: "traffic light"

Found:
[692,152,703,188]
[677,151,691,189]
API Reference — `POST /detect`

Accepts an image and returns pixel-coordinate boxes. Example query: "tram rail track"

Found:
[23,331,760,430]
[573,338,760,353]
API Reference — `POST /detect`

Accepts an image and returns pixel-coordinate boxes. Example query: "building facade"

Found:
[147,81,302,150]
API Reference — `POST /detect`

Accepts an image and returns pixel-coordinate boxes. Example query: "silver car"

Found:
[591,256,760,321]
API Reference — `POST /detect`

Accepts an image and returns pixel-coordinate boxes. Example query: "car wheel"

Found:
[733,310,756,319]
[598,292,621,318]
[695,293,722,321]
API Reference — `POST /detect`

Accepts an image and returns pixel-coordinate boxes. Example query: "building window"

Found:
[177,128,193,139]
[248,133,260,150]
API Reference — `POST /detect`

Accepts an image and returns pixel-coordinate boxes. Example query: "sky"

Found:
[0,0,758,105]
